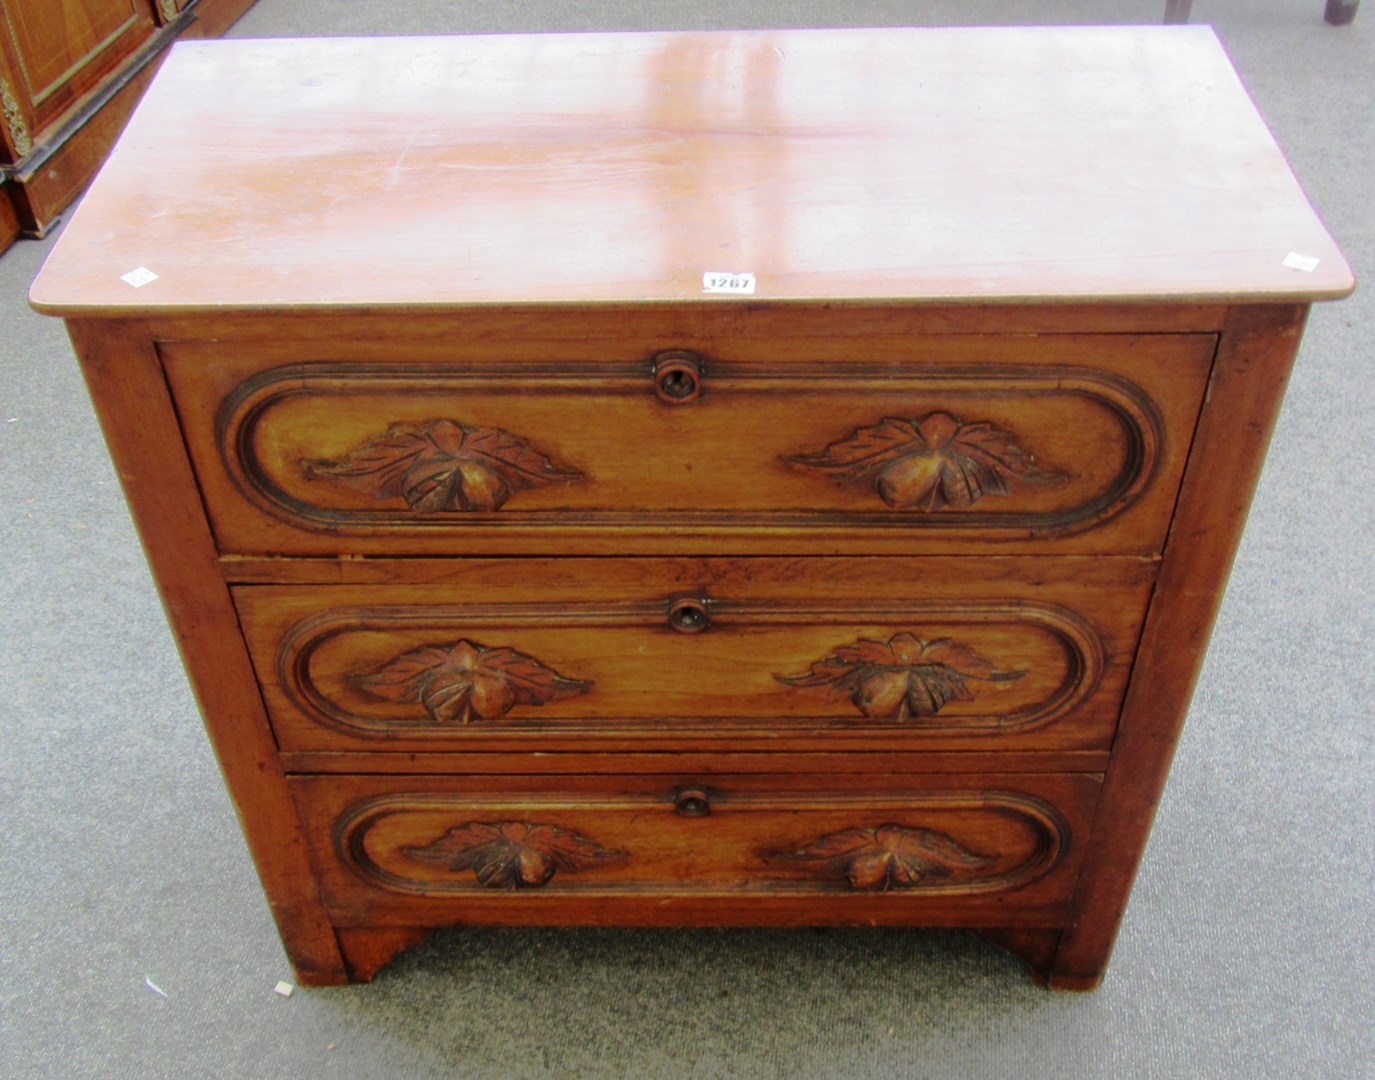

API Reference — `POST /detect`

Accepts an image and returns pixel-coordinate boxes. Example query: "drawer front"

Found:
[162,332,1214,556]
[292,772,1100,926]
[235,557,1152,754]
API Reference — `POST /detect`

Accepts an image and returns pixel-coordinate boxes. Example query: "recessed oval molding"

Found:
[334,789,1070,898]
[272,598,1105,740]
[214,360,1163,540]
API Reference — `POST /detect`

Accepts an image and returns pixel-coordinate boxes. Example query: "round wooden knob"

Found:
[674,788,711,818]
[667,597,709,633]
[653,350,703,403]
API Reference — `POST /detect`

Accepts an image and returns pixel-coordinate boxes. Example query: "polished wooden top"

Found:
[30,27,1353,314]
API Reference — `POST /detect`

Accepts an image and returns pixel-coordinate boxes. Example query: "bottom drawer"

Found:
[292,772,1100,928]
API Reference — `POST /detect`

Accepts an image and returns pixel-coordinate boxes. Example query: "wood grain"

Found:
[0,0,257,233]
[33,29,1354,989]
[277,749,1112,776]
[28,28,1353,314]
[144,303,1233,343]
[1048,304,1311,988]
[335,927,432,983]
[291,772,1101,927]
[63,317,346,985]
[162,329,1214,557]
[3,33,169,233]
[234,557,1151,755]
[0,0,155,135]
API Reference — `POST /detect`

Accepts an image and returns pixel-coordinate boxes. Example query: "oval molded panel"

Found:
[332,788,1072,899]
[157,333,1216,555]
[239,589,1127,753]
[221,364,1158,534]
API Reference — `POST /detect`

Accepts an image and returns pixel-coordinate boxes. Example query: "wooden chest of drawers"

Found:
[31,28,1352,989]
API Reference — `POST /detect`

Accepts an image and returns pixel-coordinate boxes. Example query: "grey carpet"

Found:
[2,2,1371,1077]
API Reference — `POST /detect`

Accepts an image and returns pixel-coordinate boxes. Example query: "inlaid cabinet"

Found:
[31,29,1353,988]
[0,0,255,247]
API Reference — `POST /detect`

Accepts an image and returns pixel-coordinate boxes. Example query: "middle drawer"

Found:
[234,557,1152,755]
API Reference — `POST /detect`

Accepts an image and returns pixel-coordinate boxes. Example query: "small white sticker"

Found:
[274,980,295,997]
[702,271,756,295]
[1282,252,1320,273]
[121,266,159,288]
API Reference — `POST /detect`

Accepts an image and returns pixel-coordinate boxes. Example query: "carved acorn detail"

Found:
[352,639,591,723]
[786,823,995,890]
[787,411,1063,511]
[778,632,1024,721]
[403,822,623,889]
[301,418,581,512]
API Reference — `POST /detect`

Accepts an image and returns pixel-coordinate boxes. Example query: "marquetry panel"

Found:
[0,0,155,134]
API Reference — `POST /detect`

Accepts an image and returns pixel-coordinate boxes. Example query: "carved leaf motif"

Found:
[787,411,1062,511]
[301,418,581,512]
[777,632,1023,720]
[788,823,994,890]
[403,821,623,888]
[352,640,591,723]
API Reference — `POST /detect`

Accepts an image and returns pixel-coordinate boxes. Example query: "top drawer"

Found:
[161,332,1214,557]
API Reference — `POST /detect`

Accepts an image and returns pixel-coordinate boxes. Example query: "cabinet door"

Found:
[0,0,158,153]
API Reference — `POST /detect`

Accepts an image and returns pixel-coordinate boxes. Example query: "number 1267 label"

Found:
[702,271,756,295]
